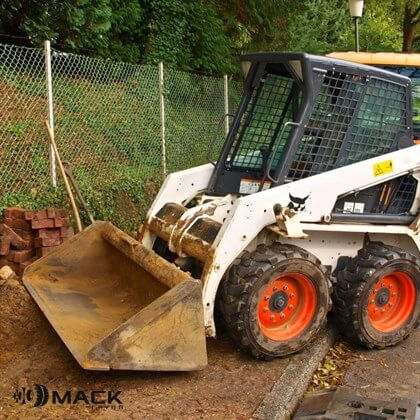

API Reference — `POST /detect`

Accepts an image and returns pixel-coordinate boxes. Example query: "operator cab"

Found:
[327,52,420,142]
[208,52,417,221]
[209,52,412,195]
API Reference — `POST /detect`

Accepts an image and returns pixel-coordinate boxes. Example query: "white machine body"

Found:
[141,145,420,336]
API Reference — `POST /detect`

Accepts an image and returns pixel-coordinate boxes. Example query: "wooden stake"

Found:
[45,121,83,233]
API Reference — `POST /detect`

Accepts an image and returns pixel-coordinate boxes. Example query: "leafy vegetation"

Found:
[0,166,161,234]
[307,340,375,392]
[0,0,418,75]
[0,1,418,232]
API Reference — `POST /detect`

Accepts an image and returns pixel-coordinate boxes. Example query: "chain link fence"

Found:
[0,44,49,195]
[0,42,242,232]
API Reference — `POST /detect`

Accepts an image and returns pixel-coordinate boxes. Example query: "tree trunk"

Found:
[402,2,419,52]
[403,23,415,52]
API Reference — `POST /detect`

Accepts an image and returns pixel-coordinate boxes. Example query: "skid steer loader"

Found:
[24,52,420,371]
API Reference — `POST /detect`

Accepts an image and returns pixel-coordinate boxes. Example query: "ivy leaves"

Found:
[0,0,416,75]
[143,0,235,75]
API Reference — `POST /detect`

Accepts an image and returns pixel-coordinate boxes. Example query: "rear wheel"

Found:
[219,243,331,359]
[332,242,419,348]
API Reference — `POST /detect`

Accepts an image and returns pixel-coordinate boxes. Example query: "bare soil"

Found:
[305,327,419,410]
[0,276,292,419]
[341,328,420,403]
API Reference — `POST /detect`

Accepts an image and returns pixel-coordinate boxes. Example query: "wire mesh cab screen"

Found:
[288,70,409,181]
[227,63,302,175]
[376,66,420,137]
[288,71,366,179]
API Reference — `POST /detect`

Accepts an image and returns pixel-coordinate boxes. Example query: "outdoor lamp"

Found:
[348,0,364,17]
[348,0,364,52]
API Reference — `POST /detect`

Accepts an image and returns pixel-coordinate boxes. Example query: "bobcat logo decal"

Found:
[288,193,309,212]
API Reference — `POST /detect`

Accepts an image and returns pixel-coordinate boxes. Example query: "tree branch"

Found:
[412,5,420,20]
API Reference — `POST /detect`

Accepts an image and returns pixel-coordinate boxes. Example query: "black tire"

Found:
[219,243,331,359]
[332,241,420,348]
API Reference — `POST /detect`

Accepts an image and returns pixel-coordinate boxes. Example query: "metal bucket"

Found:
[23,222,207,371]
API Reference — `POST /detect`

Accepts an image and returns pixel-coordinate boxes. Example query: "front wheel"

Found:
[219,243,331,359]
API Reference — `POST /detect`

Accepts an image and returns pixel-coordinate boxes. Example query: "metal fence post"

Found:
[224,75,229,136]
[43,40,57,187]
[159,62,167,177]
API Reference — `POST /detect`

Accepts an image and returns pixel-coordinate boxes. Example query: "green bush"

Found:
[0,166,162,235]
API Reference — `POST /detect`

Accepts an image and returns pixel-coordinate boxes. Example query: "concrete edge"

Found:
[252,325,337,420]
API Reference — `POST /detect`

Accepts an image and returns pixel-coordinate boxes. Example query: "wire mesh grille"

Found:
[342,78,408,165]
[288,71,366,180]
[288,73,408,181]
[0,43,241,230]
[387,175,417,214]
[334,175,417,215]
[229,73,294,170]
[377,66,420,133]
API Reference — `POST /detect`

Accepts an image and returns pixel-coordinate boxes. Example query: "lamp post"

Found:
[348,0,364,52]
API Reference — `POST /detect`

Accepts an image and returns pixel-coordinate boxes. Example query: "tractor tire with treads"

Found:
[219,243,331,359]
[332,241,419,348]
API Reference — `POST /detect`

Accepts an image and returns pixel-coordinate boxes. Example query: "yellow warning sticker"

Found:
[373,159,393,177]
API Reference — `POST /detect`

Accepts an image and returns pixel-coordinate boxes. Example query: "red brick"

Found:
[14,238,33,250]
[31,219,55,229]
[23,210,37,221]
[54,217,70,228]
[35,228,61,239]
[34,237,62,248]
[36,246,59,257]
[23,210,34,220]
[18,256,39,273]
[11,228,34,241]
[53,208,67,218]
[3,207,29,220]
[24,209,48,221]
[4,218,32,231]
[0,224,31,250]
[47,208,56,219]
[0,237,11,255]
[8,249,34,263]
[60,226,74,238]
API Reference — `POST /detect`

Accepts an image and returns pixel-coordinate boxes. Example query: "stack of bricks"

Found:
[0,207,74,274]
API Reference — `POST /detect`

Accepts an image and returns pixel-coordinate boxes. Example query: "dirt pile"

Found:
[0,274,47,366]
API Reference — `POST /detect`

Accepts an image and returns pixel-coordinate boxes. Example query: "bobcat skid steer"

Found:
[24,52,420,371]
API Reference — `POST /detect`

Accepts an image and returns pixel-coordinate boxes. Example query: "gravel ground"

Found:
[0,274,327,419]
[341,326,420,403]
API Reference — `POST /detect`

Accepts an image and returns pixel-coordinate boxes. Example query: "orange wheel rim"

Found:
[368,271,416,333]
[257,273,317,341]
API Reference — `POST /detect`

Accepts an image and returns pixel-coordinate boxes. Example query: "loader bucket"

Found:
[23,221,207,371]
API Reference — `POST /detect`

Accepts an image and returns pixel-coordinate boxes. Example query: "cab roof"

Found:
[239,52,411,84]
[326,52,420,67]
